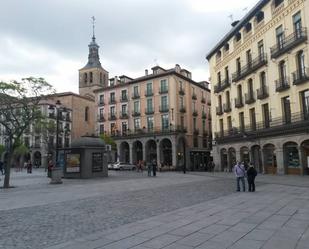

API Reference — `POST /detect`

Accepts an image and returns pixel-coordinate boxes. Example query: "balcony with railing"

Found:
[179,88,185,95]
[192,110,198,117]
[159,106,169,113]
[131,110,141,117]
[270,28,307,59]
[257,85,269,100]
[109,98,116,105]
[179,106,186,113]
[202,112,207,119]
[131,92,140,99]
[216,106,223,116]
[215,111,309,143]
[159,87,168,94]
[292,67,309,86]
[98,100,105,106]
[110,125,188,138]
[120,95,128,102]
[214,78,231,93]
[108,113,117,121]
[120,112,128,119]
[145,107,154,115]
[145,90,153,97]
[223,103,232,113]
[207,99,211,106]
[192,93,197,100]
[275,77,290,92]
[201,97,206,104]
[232,53,267,82]
[245,91,255,105]
[234,97,244,109]
[97,115,105,122]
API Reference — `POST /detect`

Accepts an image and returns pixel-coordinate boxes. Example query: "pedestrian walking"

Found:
[233,161,246,192]
[247,163,257,192]
[0,160,4,175]
[47,160,53,178]
[147,161,152,177]
[152,159,157,177]
[27,161,32,174]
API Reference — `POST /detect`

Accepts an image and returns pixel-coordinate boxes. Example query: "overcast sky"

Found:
[0,0,257,93]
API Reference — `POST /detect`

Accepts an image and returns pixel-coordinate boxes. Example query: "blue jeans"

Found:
[237,177,245,191]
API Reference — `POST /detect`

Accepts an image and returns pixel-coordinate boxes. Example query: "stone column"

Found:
[298,146,304,176]
[236,150,241,162]
[260,149,265,174]
[213,146,220,172]
[276,148,284,175]
[142,141,147,163]
[156,142,160,165]
[129,142,134,164]
[172,142,177,167]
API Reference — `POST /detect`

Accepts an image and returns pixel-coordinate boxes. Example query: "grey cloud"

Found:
[0,0,254,87]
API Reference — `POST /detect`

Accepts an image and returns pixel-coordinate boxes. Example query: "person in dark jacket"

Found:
[247,163,257,192]
[152,159,157,177]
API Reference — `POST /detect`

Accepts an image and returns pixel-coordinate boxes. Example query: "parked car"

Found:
[108,163,114,170]
[113,162,136,171]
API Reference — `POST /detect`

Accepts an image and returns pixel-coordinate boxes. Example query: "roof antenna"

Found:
[91,16,96,41]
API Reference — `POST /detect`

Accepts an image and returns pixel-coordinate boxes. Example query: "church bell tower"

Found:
[79,17,109,99]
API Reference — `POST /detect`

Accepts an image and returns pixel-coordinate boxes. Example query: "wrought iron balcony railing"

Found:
[235,97,244,109]
[257,85,269,100]
[271,28,307,59]
[275,77,290,92]
[292,67,309,86]
[245,92,255,105]
[216,106,223,115]
[159,106,169,113]
[232,53,267,82]
[214,78,231,93]
[223,103,232,113]
[145,108,154,115]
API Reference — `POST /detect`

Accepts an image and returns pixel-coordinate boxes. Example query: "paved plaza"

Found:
[1,170,309,249]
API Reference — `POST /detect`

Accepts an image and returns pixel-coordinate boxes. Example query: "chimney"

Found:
[231,20,240,27]
[145,69,148,76]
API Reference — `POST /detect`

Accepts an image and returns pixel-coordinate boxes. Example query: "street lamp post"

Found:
[54,100,67,168]
[48,100,67,184]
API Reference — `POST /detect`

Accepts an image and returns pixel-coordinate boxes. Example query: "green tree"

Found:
[0,77,54,188]
[100,134,116,150]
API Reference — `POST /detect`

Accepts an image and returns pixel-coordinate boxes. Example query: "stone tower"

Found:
[79,31,109,99]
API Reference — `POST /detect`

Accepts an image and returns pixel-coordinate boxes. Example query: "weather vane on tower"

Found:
[91,16,96,40]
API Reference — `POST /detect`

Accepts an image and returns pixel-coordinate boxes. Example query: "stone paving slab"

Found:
[40,183,309,249]
[3,171,309,249]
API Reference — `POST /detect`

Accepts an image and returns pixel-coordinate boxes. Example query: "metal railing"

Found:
[275,76,290,92]
[292,67,309,85]
[232,53,267,82]
[214,78,231,93]
[270,28,307,58]
[215,111,309,141]
[109,125,188,138]
[257,85,269,100]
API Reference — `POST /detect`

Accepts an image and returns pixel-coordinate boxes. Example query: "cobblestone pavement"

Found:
[2,170,309,249]
[0,170,236,249]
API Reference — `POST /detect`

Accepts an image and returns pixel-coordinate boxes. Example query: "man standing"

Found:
[233,161,246,192]
[247,163,257,192]
[152,159,157,177]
